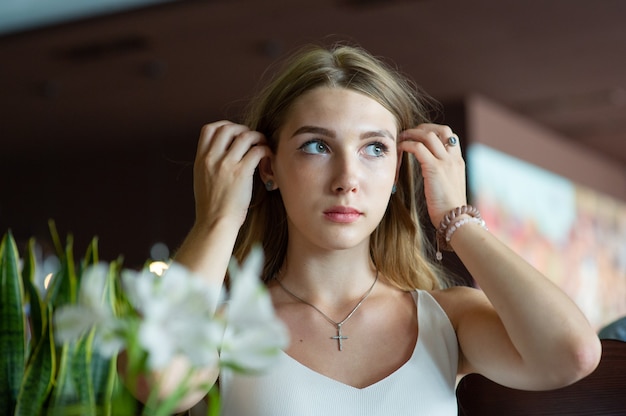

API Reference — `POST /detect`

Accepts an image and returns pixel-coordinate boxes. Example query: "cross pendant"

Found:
[331,323,348,351]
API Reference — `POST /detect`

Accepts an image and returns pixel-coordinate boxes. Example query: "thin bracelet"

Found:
[437,205,482,236]
[436,205,486,261]
[445,217,486,243]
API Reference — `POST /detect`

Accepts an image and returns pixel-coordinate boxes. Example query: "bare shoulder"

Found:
[428,286,492,329]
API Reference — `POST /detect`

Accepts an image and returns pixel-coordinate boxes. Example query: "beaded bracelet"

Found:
[436,205,487,261]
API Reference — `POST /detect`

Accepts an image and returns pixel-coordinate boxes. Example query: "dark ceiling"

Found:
[1,0,625,264]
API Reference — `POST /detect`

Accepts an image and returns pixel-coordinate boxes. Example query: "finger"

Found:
[399,128,446,160]
[427,124,461,153]
[207,123,252,156]
[400,124,460,157]
[224,130,268,163]
[397,139,435,165]
[196,120,233,157]
[442,133,460,150]
[240,144,273,176]
[414,123,454,142]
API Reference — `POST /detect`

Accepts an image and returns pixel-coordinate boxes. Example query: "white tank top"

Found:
[219,290,458,415]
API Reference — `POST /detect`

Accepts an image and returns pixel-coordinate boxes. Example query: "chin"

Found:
[316,234,370,252]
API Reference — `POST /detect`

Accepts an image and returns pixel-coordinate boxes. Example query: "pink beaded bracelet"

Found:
[436,205,487,261]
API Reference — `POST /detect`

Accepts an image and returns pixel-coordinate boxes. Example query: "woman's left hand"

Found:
[398,123,467,227]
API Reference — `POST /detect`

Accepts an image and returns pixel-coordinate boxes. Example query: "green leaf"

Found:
[82,237,99,270]
[45,235,77,309]
[91,354,117,416]
[20,238,36,305]
[109,377,140,416]
[91,262,120,413]
[69,335,96,414]
[23,238,46,357]
[49,315,95,412]
[47,236,107,415]
[0,231,26,414]
[15,305,56,416]
[24,273,46,364]
[48,336,95,413]
[48,342,72,406]
[47,220,64,260]
[207,384,221,416]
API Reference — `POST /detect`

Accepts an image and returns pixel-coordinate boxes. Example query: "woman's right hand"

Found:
[193,121,271,228]
[173,122,270,283]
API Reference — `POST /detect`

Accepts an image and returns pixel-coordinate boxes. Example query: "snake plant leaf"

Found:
[24,272,46,363]
[50,284,95,415]
[48,332,107,415]
[82,237,99,271]
[70,334,97,414]
[90,352,114,415]
[47,238,111,415]
[47,220,64,261]
[48,338,93,412]
[14,305,56,416]
[22,238,46,357]
[20,238,36,304]
[45,234,77,310]
[91,261,119,414]
[0,231,26,415]
[45,232,83,411]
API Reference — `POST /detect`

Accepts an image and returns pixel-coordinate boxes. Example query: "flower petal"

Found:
[94,321,126,357]
[221,320,289,372]
[79,263,109,306]
[54,306,100,343]
[222,246,290,372]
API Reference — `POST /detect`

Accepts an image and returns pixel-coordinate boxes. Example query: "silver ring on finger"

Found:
[445,135,459,147]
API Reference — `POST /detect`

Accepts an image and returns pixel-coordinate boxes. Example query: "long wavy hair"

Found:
[233,43,449,290]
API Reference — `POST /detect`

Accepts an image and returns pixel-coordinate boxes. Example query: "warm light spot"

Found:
[149,261,169,276]
[44,273,53,289]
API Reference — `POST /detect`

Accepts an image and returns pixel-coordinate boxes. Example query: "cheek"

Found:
[274,160,322,204]
[274,148,325,183]
[368,158,397,185]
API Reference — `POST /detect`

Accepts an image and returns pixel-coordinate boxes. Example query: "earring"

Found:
[391,184,397,194]
[265,180,275,191]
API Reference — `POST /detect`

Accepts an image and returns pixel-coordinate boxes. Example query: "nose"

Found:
[331,152,360,194]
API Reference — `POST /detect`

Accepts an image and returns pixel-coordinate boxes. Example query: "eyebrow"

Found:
[290,125,395,140]
[291,126,334,139]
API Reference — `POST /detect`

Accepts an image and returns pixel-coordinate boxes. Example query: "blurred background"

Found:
[1,0,625,326]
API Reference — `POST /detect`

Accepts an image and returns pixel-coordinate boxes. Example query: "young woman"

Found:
[172,43,601,415]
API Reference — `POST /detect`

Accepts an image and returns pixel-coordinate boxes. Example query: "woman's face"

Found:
[268,86,400,252]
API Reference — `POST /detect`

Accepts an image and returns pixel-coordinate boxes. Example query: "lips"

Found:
[323,206,363,223]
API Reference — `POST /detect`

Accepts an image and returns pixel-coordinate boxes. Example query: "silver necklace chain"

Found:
[277,271,378,351]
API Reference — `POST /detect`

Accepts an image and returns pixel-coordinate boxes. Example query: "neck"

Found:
[277,242,377,305]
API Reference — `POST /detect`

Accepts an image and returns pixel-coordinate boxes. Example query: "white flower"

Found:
[220,247,290,373]
[32,242,60,296]
[54,263,123,356]
[55,248,288,379]
[121,263,224,370]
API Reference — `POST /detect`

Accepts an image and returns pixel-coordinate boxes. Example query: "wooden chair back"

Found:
[456,339,626,415]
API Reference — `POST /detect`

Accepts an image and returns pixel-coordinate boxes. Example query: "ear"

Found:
[259,155,276,188]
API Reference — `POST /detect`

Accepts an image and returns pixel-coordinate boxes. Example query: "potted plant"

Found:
[0,223,288,415]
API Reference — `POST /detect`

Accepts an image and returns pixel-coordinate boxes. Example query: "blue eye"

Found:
[299,140,329,154]
[364,142,388,157]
